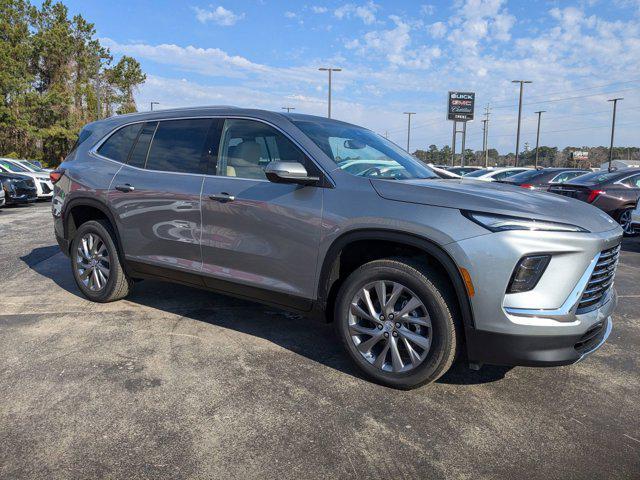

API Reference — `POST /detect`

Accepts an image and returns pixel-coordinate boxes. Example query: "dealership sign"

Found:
[447,91,475,121]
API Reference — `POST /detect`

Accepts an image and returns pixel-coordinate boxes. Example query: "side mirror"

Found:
[264,161,320,185]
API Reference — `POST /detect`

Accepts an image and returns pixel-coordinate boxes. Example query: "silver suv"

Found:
[51,107,622,389]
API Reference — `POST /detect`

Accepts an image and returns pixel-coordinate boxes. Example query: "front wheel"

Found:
[70,220,133,302]
[334,258,460,389]
[618,208,637,237]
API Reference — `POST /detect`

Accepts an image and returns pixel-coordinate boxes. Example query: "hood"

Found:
[370,178,619,234]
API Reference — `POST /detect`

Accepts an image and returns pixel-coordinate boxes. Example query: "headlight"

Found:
[463,211,589,233]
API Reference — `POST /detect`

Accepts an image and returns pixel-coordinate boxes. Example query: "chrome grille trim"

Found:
[576,244,620,314]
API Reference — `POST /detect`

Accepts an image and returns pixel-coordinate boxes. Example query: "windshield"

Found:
[292,119,438,180]
[566,170,622,185]
[0,159,29,173]
[20,160,45,172]
[464,168,492,178]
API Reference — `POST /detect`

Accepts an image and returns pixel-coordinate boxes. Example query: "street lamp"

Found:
[607,98,623,172]
[403,112,416,153]
[150,101,160,111]
[318,67,341,118]
[512,80,532,166]
[281,107,295,113]
[534,110,546,169]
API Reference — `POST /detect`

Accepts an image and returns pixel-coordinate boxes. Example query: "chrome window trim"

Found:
[614,172,640,188]
[88,115,335,186]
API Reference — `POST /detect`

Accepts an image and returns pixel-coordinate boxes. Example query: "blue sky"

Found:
[57,0,639,153]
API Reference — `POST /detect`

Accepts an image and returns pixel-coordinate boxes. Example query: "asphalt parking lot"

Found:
[1,202,639,479]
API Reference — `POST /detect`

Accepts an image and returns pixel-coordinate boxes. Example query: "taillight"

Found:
[520,183,535,189]
[50,168,64,184]
[587,189,604,203]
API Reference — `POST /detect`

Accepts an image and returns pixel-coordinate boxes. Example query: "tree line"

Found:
[0,0,146,166]
[414,145,640,168]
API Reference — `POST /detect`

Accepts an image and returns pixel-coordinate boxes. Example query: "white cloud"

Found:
[193,5,244,26]
[420,4,436,16]
[446,0,515,50]
[284,11,297,19]
[311,6,328,14]
[334,1,379,25]
[428,21,447,38]
[346,15,441,69]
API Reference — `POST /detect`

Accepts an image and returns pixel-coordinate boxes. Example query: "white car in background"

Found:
[14,159,52,173]
[462,167,531,182]
[0,187,5,207]
[0,158,53,200]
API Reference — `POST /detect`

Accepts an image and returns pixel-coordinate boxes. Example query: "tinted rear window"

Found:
[505,170,546,182]
[566,170,623,185]
[463,169,492,178]
[145,119,212,174]
[98,124,142,163]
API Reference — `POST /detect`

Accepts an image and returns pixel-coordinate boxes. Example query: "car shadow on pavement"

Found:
[621,237,640,253]
[22,245,510,387]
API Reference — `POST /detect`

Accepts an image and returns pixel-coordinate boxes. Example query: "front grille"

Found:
[574,321,606,354]
[576,244,620,313]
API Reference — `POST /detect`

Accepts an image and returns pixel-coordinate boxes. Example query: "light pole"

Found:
[318,67,341,118]
[282,106,295,113]
[607,98,623,172]
[512,80,532,166]
[150,101,159,111]
[533,110,545,169]
[403,112,416,153]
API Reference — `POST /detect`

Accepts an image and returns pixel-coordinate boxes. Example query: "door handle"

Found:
[115,184,135,192]
[209,192,235,203]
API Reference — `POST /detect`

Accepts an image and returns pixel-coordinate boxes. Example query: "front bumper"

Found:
[445,225,622,367]
[466,297,614,367]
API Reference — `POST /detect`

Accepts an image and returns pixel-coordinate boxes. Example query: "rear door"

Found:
[106,118,215,276]
[200,118,324,306]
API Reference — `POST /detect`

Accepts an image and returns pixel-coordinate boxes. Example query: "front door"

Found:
[200,118,324,307]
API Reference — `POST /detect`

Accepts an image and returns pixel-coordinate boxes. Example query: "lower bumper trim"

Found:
[465,317,612,367]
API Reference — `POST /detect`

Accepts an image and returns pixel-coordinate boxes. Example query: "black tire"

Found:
[618,208,637,237]
[70,219,133,302]
[334,258,460,390]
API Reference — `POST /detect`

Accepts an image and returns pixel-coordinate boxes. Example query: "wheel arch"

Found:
[316,229,475,330]
[62,197,124,256]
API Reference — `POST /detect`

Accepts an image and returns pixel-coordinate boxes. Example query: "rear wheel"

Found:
[618,208,636,236]
[70,220,133,302]
[334,258,460,389]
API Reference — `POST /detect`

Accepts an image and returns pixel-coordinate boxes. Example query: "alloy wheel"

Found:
[619,209,634,235]
[348,280,432,373]
[75,232,111,291]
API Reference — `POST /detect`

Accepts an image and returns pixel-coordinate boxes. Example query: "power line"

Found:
[491,87,639,110]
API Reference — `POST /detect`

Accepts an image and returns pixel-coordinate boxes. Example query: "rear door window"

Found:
[621,174,640,188]
[145,119,212,174]
[97,124,143,163]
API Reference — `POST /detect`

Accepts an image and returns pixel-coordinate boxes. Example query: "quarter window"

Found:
[97,123,142,163]
[145,119,212,174]
[218,119,309,180]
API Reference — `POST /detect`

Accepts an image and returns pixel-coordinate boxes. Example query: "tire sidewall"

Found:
[70,220,121,302]
[335,262,456,389]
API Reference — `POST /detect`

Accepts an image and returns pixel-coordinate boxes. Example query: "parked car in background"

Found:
[447,166,482,176]
[549,168,640,235]
[0,187,5,207]
[463,167,531,182]
[0,158,53,200]
[500,168,589,190]
[0,171,37,205]
[51,107,621,389]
